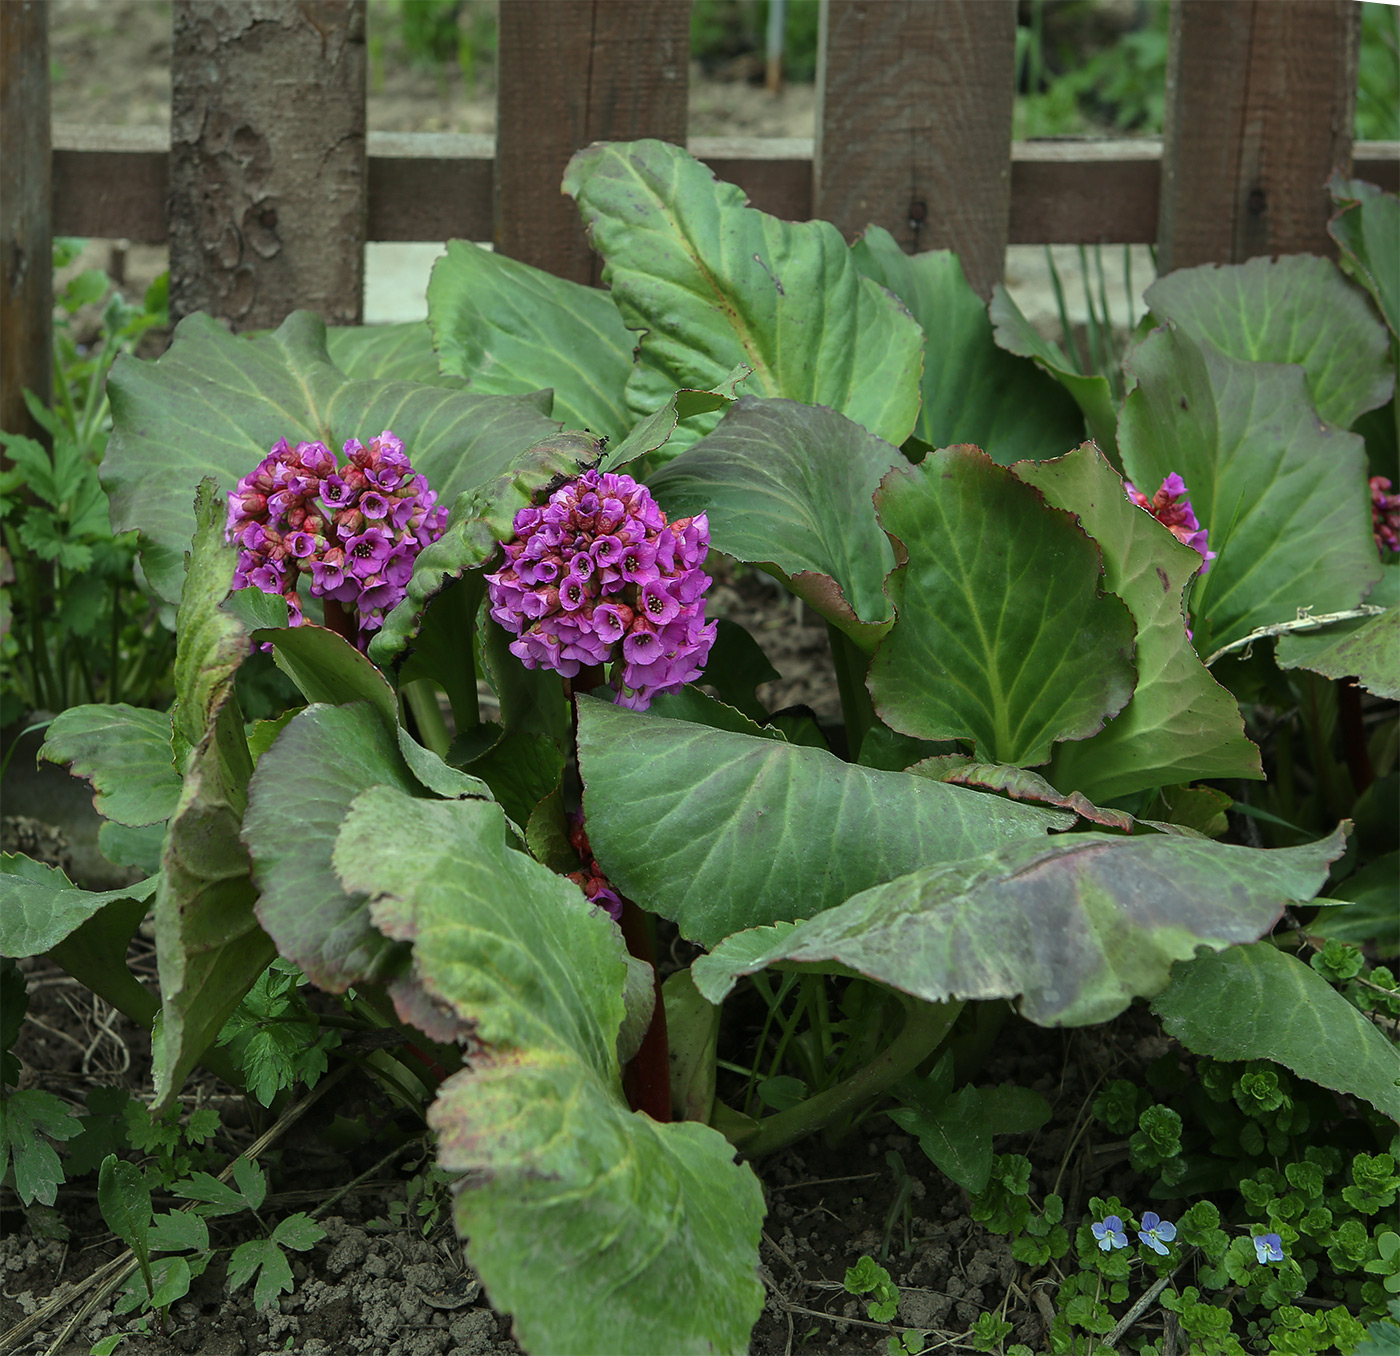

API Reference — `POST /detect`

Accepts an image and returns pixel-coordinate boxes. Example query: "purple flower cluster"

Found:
[1371,476,1399,556]
[1125,472,1216,573]
[225,431,447,647]
[486,468,716,710]
[567,810,622,922]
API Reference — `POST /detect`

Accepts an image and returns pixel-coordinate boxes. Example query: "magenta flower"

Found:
[485,468,715,709]
[1371,476,1399,556]
[1125,473,1216,573]
[226,430,448,650]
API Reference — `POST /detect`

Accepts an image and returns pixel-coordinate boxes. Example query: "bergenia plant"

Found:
[5,143,1397,1354]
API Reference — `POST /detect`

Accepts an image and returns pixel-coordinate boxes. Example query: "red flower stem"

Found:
[618,897,673,1123]
[321,597,356,644]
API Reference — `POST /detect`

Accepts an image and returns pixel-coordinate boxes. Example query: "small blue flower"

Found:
[1253,1233,1285,1264]
[1092,1216,1129,1251]
[1138,1212,1177,1256]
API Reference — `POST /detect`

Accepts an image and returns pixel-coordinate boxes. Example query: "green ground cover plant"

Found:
[1,146,1396,1354]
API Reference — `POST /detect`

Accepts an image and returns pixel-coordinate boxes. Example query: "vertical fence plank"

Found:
[169,0,367,330]
[1159,0,1359,272]
[496,0,689,283]
[815,0,1016,299]
[1,0,52,443]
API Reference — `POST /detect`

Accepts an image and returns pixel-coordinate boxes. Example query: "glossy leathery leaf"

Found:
[869,447,1136,765]
[153,484,272,1108]
[1118,326,1381,659]
[1328,175,1399,337]
[563,140,922,455]
[989,286,1119,459]
[39,704,180,827]
[600,365,750,476]
[909,757,1134,830]
[334,787,766,1356]
[576,698,1070,950]
[1144,255,1393,430]
[693,826,1347,1026]
[1015,444,1261,798]
[1275,564,1399,700]
[852,230,1085,466]
[325,321,461,386]
[647,398,900,649]
[0,853,156,960]
[1153,941,1400,1122]
[106,311,560,604]
[243,702,420,994]
[428,239,634,436]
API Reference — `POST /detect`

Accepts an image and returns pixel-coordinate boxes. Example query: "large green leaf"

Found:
[1275,563,1400,700]
[693,827,1347,1027]
[869,447,1136,766]
[242,701,420,994]
[576,698,1070,949]
[1152,942,1400,1122]
[1014,444,1261,798]
[0,854,156,959]
[105,310,560,604]
[645,398,901,648]
[38,704,180,827]
[324,322,460,386]
[426,240,635,436]
[1118,326,1381,658]
[1144,255,1393,430]
[333,787,765,1356]
[989,286,1119,459]
[563,140,923,454]
[1328,176,1399,338]
[153,484,273,1108]
[852,230,1086,466]
[368,431,602,666]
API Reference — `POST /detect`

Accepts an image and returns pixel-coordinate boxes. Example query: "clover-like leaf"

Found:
[1014,443,1261,798]
[646,398,901,648]
[1144,255,1393,430]
[693,827,1347,1027]
[105,311,560,603]
[1153,941,1400,1122]
[334,787,766,1356]
[870,446,1136,766]
[853,229,1086,466]
[563,140,922,454]
[1118,326,1381,658]
[576,698,1070,950]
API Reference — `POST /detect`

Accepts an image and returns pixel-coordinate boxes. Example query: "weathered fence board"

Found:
[1159,0,1360,272]
[815,0,1017,298]
[495,0,689,284]
[168,0,368,329]
[1,0,52,444]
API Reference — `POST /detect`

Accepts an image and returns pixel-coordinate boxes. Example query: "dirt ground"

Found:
[0,7,1186,1356]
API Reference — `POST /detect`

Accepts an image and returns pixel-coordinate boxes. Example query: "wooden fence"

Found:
[3,0,1397,441]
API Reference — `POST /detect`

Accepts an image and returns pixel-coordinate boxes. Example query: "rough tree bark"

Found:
[169,0,367,330]
[1,0,52,445]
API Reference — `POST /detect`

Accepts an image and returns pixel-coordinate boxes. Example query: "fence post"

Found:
[169,0,367,331]
[495,0,689,284]
[1,0,51,444]
[1158,0,1359,272]
[814,0,1017,299]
